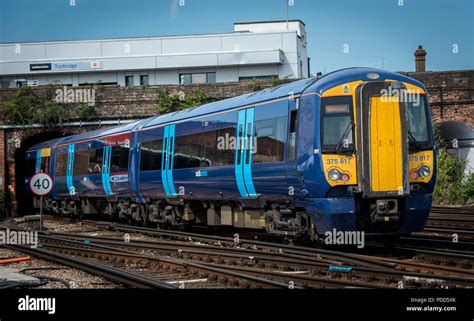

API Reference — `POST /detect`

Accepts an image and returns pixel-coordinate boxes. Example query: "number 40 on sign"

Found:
[29,173,53,196]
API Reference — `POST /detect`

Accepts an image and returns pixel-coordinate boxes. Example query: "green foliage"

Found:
[74,103,98,120]
[248,76,280,91]
[1,86,98,127]
[462,172,474,203]
[155,89,215,114]
[249,78,264,91]
[433,123,445,149]
[433,148,473,205]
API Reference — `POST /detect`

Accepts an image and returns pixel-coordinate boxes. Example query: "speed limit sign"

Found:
[29,173,53,196]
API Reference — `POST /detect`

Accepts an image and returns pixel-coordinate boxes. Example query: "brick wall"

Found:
[403,70,474,128]
[0,80,289,120]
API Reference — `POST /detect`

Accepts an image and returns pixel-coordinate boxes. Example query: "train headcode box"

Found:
[29,173,53,196]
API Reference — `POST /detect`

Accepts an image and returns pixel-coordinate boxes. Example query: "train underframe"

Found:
[36,196,316,239]
[34,192,431,239]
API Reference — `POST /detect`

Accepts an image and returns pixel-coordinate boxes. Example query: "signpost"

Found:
[29,173,53,231]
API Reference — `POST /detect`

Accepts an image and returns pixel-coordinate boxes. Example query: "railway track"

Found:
[419,206,474,239]
[32,228,474,288]
[3,205,474,289]
[3,244,176,289]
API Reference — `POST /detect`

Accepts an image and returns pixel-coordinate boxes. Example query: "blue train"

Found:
[25,68,436,239]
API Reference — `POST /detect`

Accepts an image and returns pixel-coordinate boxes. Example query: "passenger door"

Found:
[244,100,290,199]
[356,82,409,197]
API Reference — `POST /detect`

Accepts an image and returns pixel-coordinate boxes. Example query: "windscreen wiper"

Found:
[408,130,422,150]
[335,122,353,154]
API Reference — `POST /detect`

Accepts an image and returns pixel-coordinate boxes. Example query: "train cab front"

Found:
[309,72,436,236]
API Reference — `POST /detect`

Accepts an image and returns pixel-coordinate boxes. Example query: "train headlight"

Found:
[328,169,342,181]
[418,165,431,178]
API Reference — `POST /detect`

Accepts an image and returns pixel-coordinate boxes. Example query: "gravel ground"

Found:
[0,248,121,288]
[0,217,214,288]
[1,218,123,289]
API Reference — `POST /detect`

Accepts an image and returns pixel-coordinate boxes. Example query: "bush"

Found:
[1,87,98,127]
[462,172,474,204]
[433,148,471,205]
[155,89,215,114]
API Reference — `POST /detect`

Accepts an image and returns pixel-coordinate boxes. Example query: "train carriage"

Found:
[25,67,436,239]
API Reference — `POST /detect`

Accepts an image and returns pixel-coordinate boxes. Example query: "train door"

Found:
[245,100,290,199]
[286,98,299,197]
[104,133,132,196]
[356,82,409,197]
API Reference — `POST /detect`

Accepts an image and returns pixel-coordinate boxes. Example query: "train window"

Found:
[40,157,50,174]
[190,132,208,167]
[73,151,90,176]
[202,130,217,167]
[140,140,163,171]
[55,153,68,176]
[288,110,297,162]
[216,127,235,166]
[252,102,288,163]
[321,96,355,154]
[140,125,236,171]
[111,146,129,173]
[174,135,191,169]
[89,148,103,174]
[407,95,432,150]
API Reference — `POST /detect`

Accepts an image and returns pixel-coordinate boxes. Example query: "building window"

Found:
[15,80,27,87]
[79,82,117,87]
[239,75,277,82]
[125,75,134,87]
[179,74,192,85]
[207,72,216,84]
[1,80,10,88]
[179,72,216,85]
[140,75,149,86]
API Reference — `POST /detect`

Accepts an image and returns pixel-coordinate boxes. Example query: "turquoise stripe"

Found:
[66,144,75,195]
[167,124,177,197]
[101,147,107,195]
[106,146,113,195]
[102,146,113,195]
[235,110,248,198]
[35,150,41,173]
[161,126,171,197]
[243,108,257,197]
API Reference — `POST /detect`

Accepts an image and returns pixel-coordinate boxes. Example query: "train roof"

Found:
[27,67,428,151]
[309,67,427,95]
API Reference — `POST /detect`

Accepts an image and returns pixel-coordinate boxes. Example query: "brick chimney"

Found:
[414,45,427,72]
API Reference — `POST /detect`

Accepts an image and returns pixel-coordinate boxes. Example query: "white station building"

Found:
[0,20,309,88]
